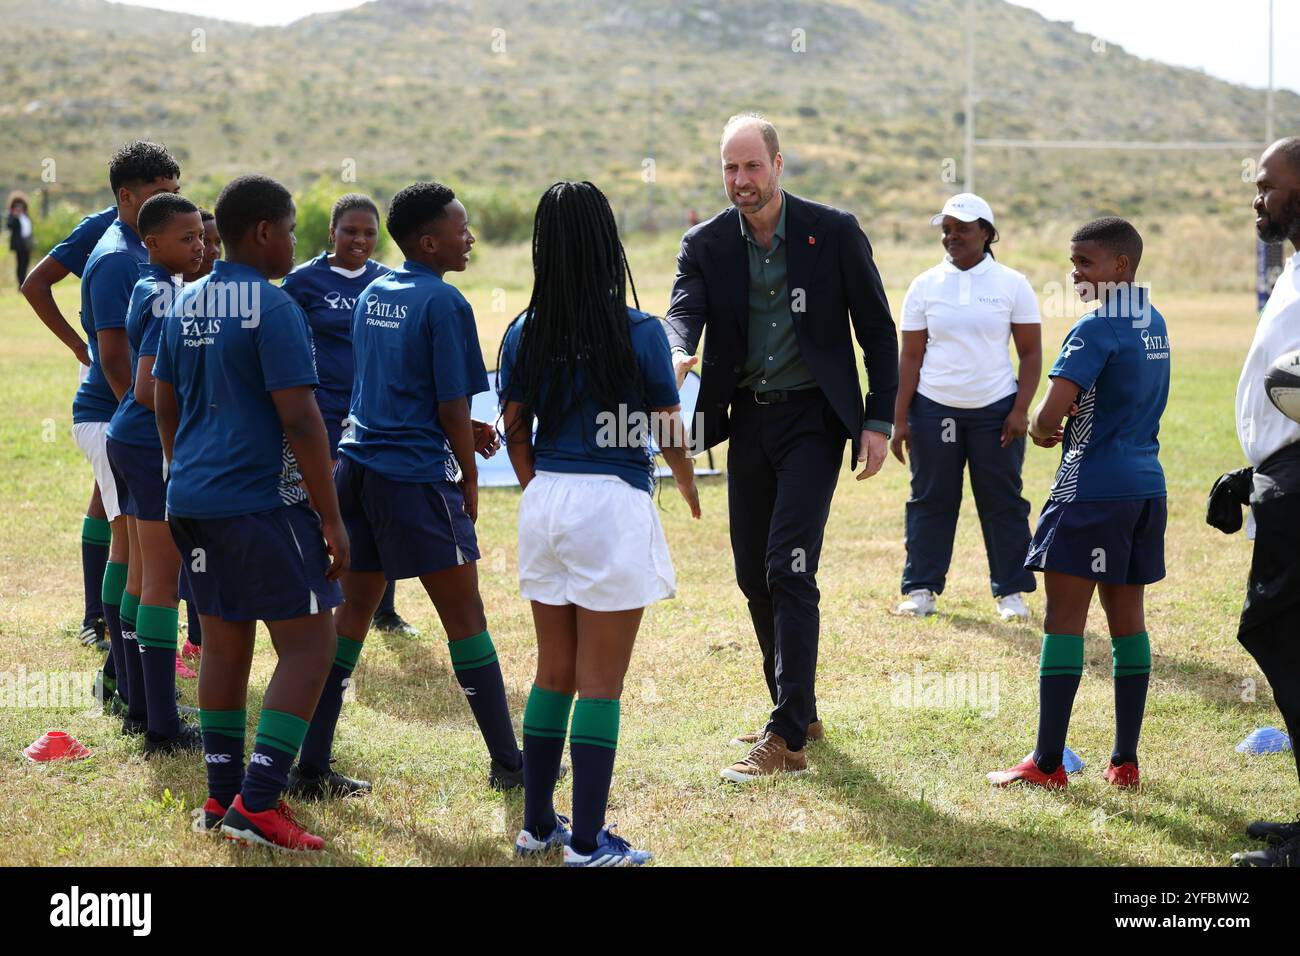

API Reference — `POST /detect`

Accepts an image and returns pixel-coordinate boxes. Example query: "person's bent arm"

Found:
[664,232,708,387]
[501,400,536,488]
[133,356,157,409]
[154,379,178,465]
[891,329,928,464]
[272,385,349,579]
[439,397,479,523]
[21,256,89,366]
[652,404,701,519]
[97,328,132,400]
[1004,322,1042,448]
[1029,376,1081,448]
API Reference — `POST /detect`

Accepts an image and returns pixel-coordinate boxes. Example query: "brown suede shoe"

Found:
[720,732,808,783]
[730,720,823,747]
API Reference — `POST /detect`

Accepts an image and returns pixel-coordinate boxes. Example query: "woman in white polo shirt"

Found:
[890,193,1042,621]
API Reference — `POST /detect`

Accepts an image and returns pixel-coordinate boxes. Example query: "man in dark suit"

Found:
[664,113,898,782]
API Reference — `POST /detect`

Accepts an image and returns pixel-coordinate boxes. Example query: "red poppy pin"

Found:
[808,236,816,245]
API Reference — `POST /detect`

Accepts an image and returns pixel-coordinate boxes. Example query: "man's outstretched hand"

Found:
[673,353,698,389]
[472,419,501,458]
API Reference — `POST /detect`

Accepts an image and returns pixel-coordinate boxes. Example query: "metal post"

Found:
[1266,0,1275,145]
[964,0,975,192]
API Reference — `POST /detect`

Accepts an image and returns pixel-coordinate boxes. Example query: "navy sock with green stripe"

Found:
[241,710,310,813]
[1033,633,1084,774]
[102,562,129,706]
[119,591,146,722]
[299,634,364,773]
[522,684,573,838]
[449,631,521,770]
[1111,631,1151,766]
[81,516,110,627]
[569,697,619,854]
[200,709,246,808]
[137,605,180,739]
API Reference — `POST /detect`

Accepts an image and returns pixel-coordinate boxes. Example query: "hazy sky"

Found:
[108,0,1297,94]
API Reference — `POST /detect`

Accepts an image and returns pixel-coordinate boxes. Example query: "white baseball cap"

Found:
[930,193,995,227]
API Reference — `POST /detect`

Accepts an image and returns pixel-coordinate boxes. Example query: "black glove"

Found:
[1206,467,1253,534]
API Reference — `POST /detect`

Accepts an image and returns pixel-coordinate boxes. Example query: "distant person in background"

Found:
[1219,137,1300,867]
[21,201,118,652]
[891,193,1041,622]
[282,193,417,637]
[7,191,34,286]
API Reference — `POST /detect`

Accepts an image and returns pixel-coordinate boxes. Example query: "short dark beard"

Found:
[1257,191,1300,244]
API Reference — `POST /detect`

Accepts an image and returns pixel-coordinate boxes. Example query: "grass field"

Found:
[0,230,1291,867]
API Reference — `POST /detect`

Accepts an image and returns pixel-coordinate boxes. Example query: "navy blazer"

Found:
[663,191,898,465]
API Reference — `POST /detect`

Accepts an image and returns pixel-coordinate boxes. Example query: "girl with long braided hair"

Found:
[499,180,699,866]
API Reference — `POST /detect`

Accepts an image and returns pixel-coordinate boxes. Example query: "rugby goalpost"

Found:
[961,0,1282,308]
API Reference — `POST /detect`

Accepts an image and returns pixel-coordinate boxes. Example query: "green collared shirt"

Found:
[738,192,817,393]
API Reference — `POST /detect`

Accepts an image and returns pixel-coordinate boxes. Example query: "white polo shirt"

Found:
[900,253,1041,409]
[1236,253,1300,466]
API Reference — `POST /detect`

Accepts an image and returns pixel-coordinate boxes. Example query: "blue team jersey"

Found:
[498,308,681,493]
[281,253,389,419]
[48,205,118,277]
[73,220,147,424]
[107,263,177,449]
[338,260,488,483]
[1048,287,1170,502]
[152,260,319,519]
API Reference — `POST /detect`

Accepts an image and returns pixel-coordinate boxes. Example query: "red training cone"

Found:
[23,731,92,762]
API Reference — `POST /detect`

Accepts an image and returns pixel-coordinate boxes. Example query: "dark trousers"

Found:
[1238,490,1300,789]
[14,244,30,286]
[902,392,1036,597]
[727,387,843,751]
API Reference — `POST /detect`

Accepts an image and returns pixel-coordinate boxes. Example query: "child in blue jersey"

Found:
[989,218,1168,792]
[176,207,219,662]
[500,181,699,867]
[183,208,221,284]
[105,194,206,755]
[282,194,415,640]
[74,143,181,719]
[22,203,119,651]
[296,181,515,802]
[152,175,350,852]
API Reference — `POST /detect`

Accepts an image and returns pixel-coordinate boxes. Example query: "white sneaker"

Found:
[996,593,1029,622]
[896,589,937,616]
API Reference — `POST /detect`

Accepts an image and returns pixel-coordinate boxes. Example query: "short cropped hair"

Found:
[137,193,199,237]
[214,175,293,246]
[1071,216,1143,270]
[331,192,380,230]
[108,141,180,194]
[386,182,455,252]
[721,113,780,161]
[199,207,214,223]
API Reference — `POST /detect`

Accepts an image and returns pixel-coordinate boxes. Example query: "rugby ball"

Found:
[1265,350,1300,423]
